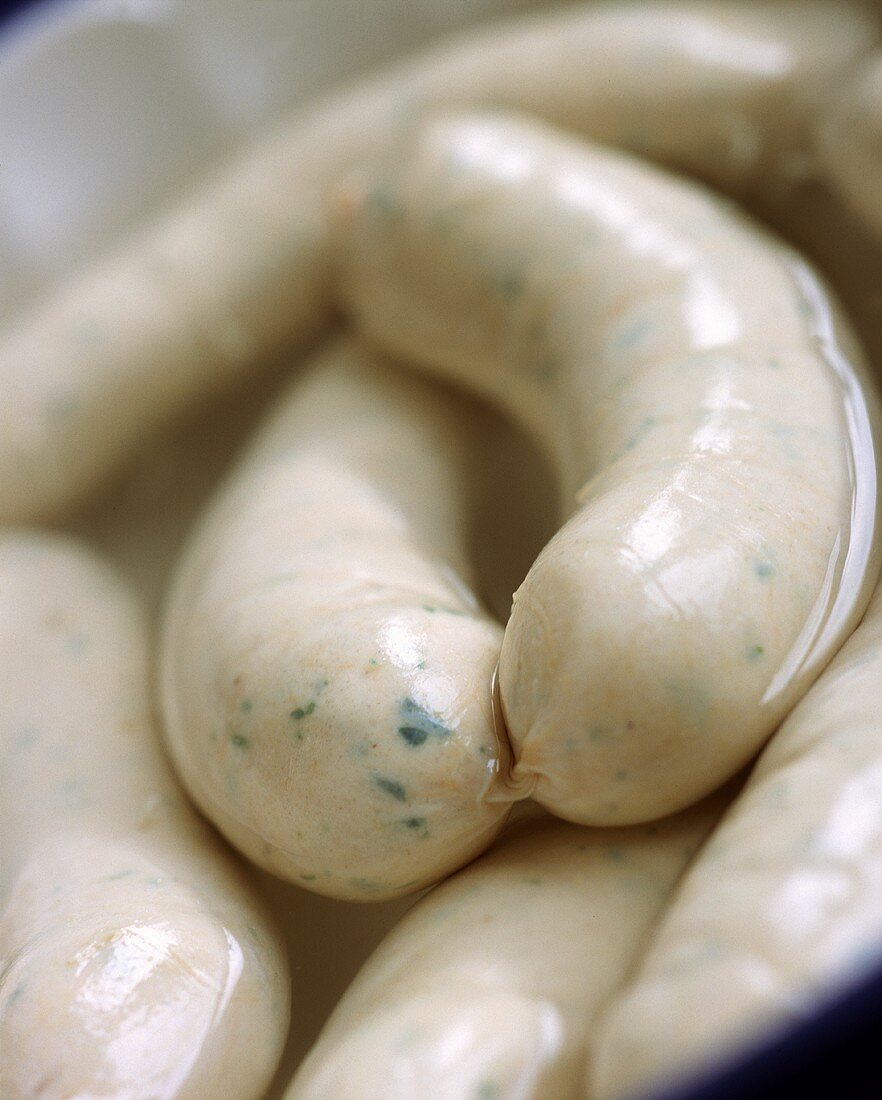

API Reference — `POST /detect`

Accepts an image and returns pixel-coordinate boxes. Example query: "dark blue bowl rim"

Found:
[645,956,882,1100]
[0,0,47,31]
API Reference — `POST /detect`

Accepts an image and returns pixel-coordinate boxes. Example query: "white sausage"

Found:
[591,576,882,1099]
[0,532,289,1100]
[160,338,509,901]
[286,798,725,1100]
[335,111,881,826]
[0,2,873,521]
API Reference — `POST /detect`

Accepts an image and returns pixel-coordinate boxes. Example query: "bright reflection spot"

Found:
[689,421,734,455]
[760,256,879,706]
[770,866,852,940]
[690,376,749,454]
[813,763,882,861]
[380,618,424,670]
[621,488,681,568]
[422,995,564,1092]
[652,545,741,619]
[450,123,535,182]
[683,272,741,350]
[214,929,245,1021]
[379,617,462,730]
[555,170,696,270]
[75,922,181,1012]
[762,531,843,706]
[674,18,792,77]
[70,918,241,1099]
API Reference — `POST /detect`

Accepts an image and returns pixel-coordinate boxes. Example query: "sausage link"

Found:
[335,112,881,825]
[0,2,872,521]
[0,533,289,1100]
[160,338,509,900]
[287,798,724,1100]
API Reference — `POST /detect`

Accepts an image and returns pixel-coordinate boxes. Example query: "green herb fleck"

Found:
[398,697,452,747]
[290,700,316,721]
[401,816,430,837]
[231,733,249,749]
[589,722,619,744]
[746,644,765,661]
[105,869,135,881]
[349,878,381,894]
[375,775,408,803]
[623,415,657,453]
[240,699,253,714]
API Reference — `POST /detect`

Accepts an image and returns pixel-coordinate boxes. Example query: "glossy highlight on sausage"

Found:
[0,532,289,1099]
[0,2,873,521]
[286,797,725,1100]
[335,111,881,826]
[4,3,882,1095]
[591,575,882,1100]
[160,338,509,901]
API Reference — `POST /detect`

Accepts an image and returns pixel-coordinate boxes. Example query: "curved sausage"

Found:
[0,2,873,521]
[0,532,289,1100]
[160,338,509,901]
[335,112,881,825]
[286,799,724,1100]
[591,577,882,1099]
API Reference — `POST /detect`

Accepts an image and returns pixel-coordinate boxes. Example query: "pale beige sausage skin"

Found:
[2,5,882,1095]
[592,577,882,1100]
[161,339,509,901]
[285,797,725,1100]
[336,112,881,827]
[0,1,873,522]
[0,533,289,1100]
